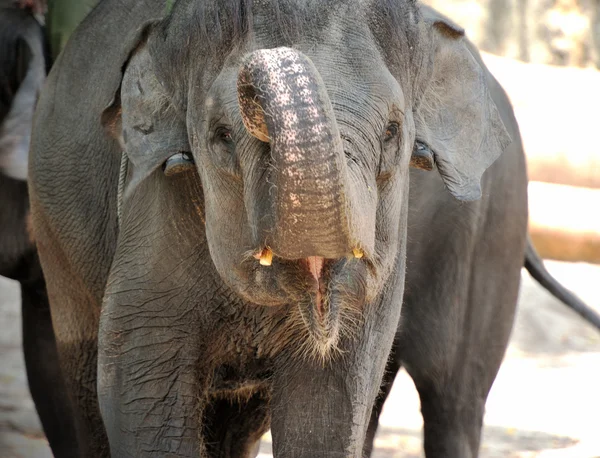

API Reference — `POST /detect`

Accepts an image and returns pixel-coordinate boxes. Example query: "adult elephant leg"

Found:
[202,391,270,458]
[0,176,80,455]
[400,185,525,457]
[270,285,403,457]
[362,353,402,457]
[21,273,79,458]
[401,296,488,458]
[401,266,521,457]
[417,250,522,457]
[417,383,485,458]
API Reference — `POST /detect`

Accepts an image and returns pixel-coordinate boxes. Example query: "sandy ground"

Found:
[1,261,599,458]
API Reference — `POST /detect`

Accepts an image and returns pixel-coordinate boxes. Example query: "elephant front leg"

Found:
[98,297,205,457]
[269,301,402,457]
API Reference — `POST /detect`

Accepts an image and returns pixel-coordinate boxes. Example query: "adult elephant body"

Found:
[30,0,530,456]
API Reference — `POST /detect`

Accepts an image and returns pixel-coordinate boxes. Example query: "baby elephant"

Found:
[28,0,599,456]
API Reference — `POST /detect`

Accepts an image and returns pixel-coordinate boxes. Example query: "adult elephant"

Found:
[0,3,78,458]
[28,0,599,456]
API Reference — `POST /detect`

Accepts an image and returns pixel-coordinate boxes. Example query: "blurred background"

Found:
[1,0,599,457]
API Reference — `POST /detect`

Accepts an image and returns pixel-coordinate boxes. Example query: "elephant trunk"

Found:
[238,47,360,260]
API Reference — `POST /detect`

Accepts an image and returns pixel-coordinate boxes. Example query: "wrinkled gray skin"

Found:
[29,0,526,456]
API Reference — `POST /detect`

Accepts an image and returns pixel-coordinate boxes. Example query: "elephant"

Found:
[27,0,600,456]
[0,4,78,458]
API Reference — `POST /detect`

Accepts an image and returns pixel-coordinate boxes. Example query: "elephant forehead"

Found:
[204,49,404,118]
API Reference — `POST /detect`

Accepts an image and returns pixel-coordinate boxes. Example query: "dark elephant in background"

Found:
[27,0,600,456]
[0,3,77,457]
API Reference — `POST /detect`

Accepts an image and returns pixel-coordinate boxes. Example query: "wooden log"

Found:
[483,53,600,189]
[528,181,600,264]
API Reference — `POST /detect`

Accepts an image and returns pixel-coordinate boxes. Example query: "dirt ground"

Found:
[1,261,599,458]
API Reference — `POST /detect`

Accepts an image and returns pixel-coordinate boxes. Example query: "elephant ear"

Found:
[414,6,512,201]
[101,20,159,144]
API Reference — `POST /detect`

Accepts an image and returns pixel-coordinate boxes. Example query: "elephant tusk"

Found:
[352,247,364,259]
[258,247,273,266]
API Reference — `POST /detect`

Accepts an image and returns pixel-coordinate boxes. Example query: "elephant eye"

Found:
[410,141,434,171]
[163,152,195,176]
[384,122,399,142]
[216,127,234,146]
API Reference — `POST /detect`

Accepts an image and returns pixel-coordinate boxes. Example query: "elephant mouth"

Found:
[237,252,369,359]
[294,256,368,359]
[301,256,328,319]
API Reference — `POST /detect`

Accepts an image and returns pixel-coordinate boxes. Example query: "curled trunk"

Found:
[238,47,362,260]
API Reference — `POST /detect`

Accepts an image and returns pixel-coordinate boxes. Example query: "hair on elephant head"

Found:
[101,0,511,359]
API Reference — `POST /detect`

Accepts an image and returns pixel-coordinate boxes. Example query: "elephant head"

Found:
[102,0,510,357]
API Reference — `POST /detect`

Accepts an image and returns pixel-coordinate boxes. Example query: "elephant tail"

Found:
[524,236,600,332]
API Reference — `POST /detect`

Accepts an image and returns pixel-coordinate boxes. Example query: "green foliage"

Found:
[165,0,175,14]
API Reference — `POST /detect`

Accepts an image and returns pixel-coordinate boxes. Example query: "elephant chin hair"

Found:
[269,259,368,363]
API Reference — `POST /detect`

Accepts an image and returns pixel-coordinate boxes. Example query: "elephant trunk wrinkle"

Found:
[237,47,362,260]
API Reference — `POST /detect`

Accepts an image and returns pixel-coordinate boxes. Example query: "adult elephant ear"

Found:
[414,5,512,201]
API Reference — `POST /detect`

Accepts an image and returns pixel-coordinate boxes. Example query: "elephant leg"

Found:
[406,287,519,458]
[202,390,270,458]
[269,295,402,457]
[20,276,79,458]
[416,381,487,458]
[38,258,109,456]
[269,352,384,457]
[402,242,523,457]
[98,335,204,457]
[362,354,402,457]
[97,288,206,457]
[56,318,107,457]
